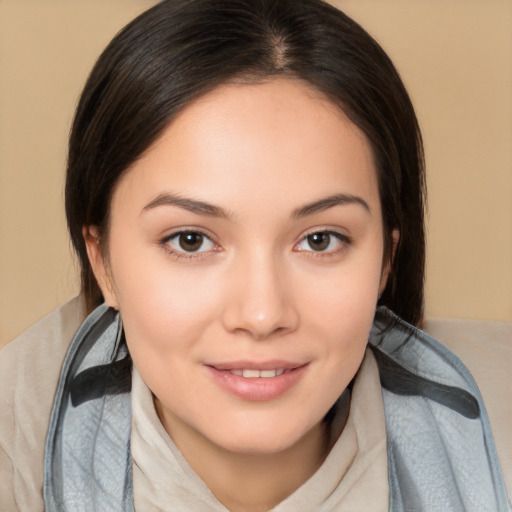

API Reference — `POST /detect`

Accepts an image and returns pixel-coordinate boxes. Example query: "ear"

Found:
[83,226,118,309]
[379,229,400,296]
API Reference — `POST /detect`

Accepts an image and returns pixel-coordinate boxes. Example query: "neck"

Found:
[202,425,328,512]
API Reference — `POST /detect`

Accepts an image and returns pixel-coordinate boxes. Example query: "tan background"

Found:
[1,0,511,347]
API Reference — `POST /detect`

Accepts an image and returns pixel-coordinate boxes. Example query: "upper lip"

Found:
[207,360,306,371]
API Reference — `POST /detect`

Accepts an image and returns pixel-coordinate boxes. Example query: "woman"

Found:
[0,1,510,510]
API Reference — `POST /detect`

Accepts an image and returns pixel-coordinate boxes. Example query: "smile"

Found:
[205,362,308,400]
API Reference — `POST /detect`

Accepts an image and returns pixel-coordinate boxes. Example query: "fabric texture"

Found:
[370,309,511,511]
[0,296,85,512]
[43,307,133,511]
[424,316,512,495]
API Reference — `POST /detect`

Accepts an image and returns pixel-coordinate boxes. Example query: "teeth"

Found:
[229,369,285,378]
[242,369,261,378]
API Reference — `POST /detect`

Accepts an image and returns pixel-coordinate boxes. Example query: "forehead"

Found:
[113,78,379,216]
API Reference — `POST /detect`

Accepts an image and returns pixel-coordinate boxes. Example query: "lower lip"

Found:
[206,365,308,401]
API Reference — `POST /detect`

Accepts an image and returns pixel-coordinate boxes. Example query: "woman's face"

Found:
[87,79,390,455]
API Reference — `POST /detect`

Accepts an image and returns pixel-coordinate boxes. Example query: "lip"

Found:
[205,360,309,401]
[208,360,302,372]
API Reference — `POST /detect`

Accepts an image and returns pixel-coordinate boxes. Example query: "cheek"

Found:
[115,267,226,404]
[295,251,382,373]
[109,242,224,360]
[297,251,382,326]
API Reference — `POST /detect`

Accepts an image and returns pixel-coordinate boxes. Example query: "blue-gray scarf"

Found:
[43,305,511,511]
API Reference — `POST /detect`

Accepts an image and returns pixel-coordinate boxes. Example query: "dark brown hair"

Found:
[65,0,425,326]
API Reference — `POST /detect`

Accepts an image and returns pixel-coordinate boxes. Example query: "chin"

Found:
[203,413,325,456]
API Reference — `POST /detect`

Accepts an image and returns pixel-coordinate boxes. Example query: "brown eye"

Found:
[179,232,204,252]
[165,231,215,254]
[306,232,330,251]
[296,230,349,254]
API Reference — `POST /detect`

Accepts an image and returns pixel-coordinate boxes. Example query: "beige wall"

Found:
[1,0,511,347]
[337,0,512,325]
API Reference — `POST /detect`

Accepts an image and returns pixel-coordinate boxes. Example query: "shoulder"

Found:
[424,316,512,498]
[0,297,86,511]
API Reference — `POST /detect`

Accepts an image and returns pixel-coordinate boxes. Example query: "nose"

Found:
[221,250,299,340]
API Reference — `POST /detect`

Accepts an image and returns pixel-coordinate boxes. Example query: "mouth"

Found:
[205,361,308,400]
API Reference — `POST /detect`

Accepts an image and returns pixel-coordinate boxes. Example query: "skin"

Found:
[85,79,396,512]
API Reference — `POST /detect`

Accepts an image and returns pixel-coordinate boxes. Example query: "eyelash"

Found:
[160,229,219,260]
[159,228,352,261]
[294,230,352,258]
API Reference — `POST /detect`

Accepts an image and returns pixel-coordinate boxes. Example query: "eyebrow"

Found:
[292,193,371,218]
[142,192,234,219]
[142,191,370,220]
